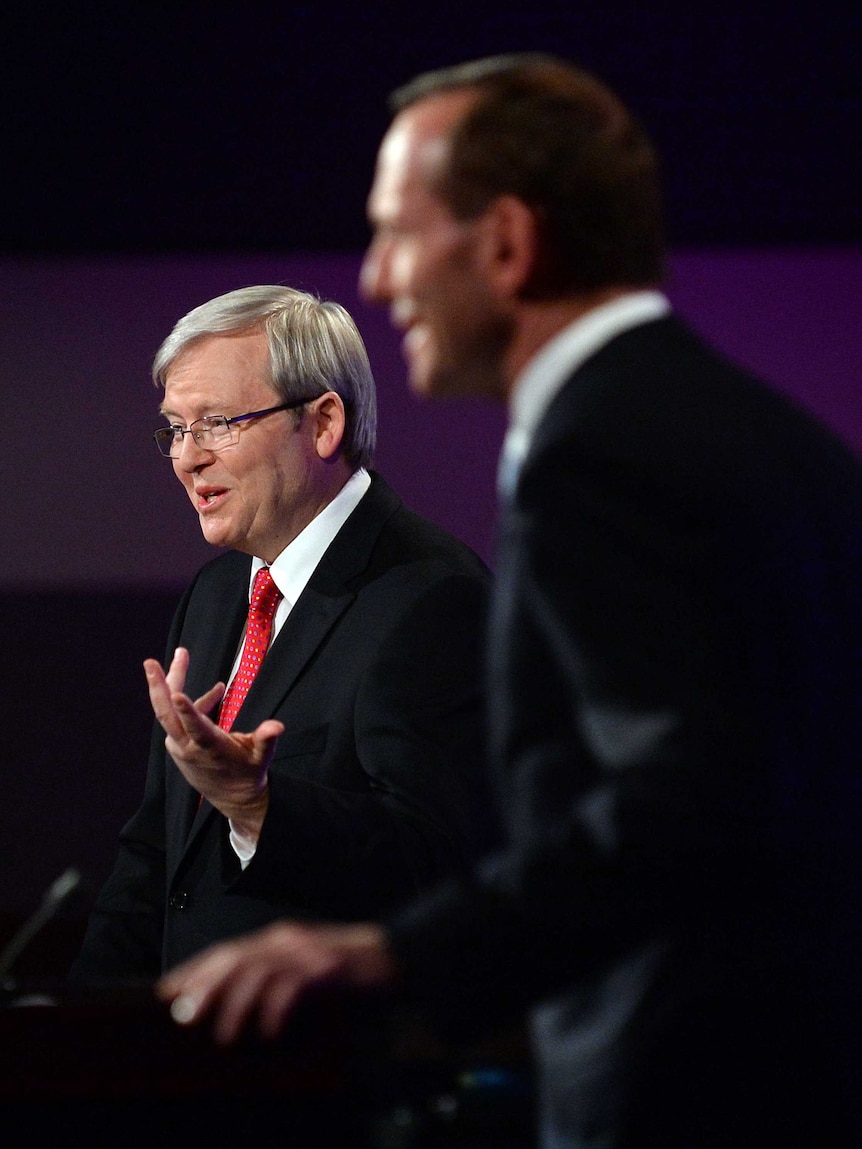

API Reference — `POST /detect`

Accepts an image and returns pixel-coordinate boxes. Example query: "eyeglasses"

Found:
[153,397,317,458]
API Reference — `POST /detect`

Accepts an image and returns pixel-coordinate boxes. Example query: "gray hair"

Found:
[152,284,377,470]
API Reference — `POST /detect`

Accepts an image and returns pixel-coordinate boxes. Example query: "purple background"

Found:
[3,248,861,590]
[1,2,860,955]
[2,247,861,934]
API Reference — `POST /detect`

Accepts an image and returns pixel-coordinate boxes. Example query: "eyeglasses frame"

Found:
[153,396,318,458]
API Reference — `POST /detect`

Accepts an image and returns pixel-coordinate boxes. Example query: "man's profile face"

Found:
[359,91,510,402]
[160,331,319,561]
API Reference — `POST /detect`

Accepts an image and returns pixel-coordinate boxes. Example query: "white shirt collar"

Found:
[498,291,671,497]
[249,467,371,607]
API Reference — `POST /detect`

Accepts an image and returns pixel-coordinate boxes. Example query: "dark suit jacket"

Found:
[388,316,862,1147]
[70,473,493,981]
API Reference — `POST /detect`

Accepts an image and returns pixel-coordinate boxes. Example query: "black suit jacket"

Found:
[389,317,862,1147]
[71,473,493,980]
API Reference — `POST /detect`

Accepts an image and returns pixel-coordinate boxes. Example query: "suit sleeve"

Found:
[67,587,195,982]
[384,432,806,1039]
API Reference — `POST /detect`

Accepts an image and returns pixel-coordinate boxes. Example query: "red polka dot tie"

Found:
[217,567,282,732]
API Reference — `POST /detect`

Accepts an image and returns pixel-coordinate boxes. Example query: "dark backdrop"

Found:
[3,3,860,253]
[1,3,860,971]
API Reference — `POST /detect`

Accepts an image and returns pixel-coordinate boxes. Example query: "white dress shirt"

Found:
[497,291,671,499]
[228,467,371,863]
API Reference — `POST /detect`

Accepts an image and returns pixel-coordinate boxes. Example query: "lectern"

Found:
[0,982,535,1147]
[0,981,360,1146]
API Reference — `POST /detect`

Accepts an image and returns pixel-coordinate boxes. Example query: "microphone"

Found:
[0,868,84,988]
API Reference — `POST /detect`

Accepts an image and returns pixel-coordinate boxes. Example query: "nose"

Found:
[358,237,391,304]
[173,431,214,472]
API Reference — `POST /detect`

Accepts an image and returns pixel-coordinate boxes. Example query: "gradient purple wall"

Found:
[2,249,860,588]
[1,248,860,931]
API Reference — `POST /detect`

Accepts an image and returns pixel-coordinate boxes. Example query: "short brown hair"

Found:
[390,53,665,294]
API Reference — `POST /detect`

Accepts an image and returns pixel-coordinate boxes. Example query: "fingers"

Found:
[172,692,221,749]
[164,646,190,693]
[256,976,304,1041]
[166,972,293,1047]
[145,648,228,751]
[157,929,303,1045]
[144,655,185,742]
[157,944,233,1008]
[157,923,395,1047]
[145,648,281,756]
[194,681,226,718]
[253,719,286,757]
[211,964,298,1046]
[144,647,189,722]
[158,947,243,1040]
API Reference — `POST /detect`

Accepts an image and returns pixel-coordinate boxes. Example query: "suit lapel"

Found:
[174,473,401,855]
[226,472,400,732]
[184,565,250,701]
[226,584,354,732]
[178,585,355,862]
[167,559,250,857]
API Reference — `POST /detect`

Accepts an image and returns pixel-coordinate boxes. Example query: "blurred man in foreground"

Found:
[158,57,862,1148]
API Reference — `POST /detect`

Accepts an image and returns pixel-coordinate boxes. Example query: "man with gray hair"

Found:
[70,284,492,981]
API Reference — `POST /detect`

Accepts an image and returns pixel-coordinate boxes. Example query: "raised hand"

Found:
[144,647,285,839]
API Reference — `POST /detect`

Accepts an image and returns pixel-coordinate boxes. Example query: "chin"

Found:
[405,355,451,398]
[422,368,478,401]
[199,525,231,550]
[407,373,437,399]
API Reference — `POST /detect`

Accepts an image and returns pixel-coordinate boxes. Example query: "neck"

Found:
[502,287,639,403]
[259,460,356,565]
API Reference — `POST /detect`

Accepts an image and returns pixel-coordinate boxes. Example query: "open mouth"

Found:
[195,486,228,510]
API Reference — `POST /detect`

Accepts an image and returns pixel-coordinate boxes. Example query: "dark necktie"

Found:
[217,567,282,732]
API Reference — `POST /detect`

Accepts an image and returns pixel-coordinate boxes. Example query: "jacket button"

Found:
[169,890,189,910]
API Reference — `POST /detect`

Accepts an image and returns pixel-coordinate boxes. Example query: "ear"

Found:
[480,194,543,299]
[310,391,346,460]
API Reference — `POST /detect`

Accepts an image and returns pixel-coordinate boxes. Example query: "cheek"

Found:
[432,275,483,334]
[249,456,290,508]
[172,461,193,493]
[390,243,418,292]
